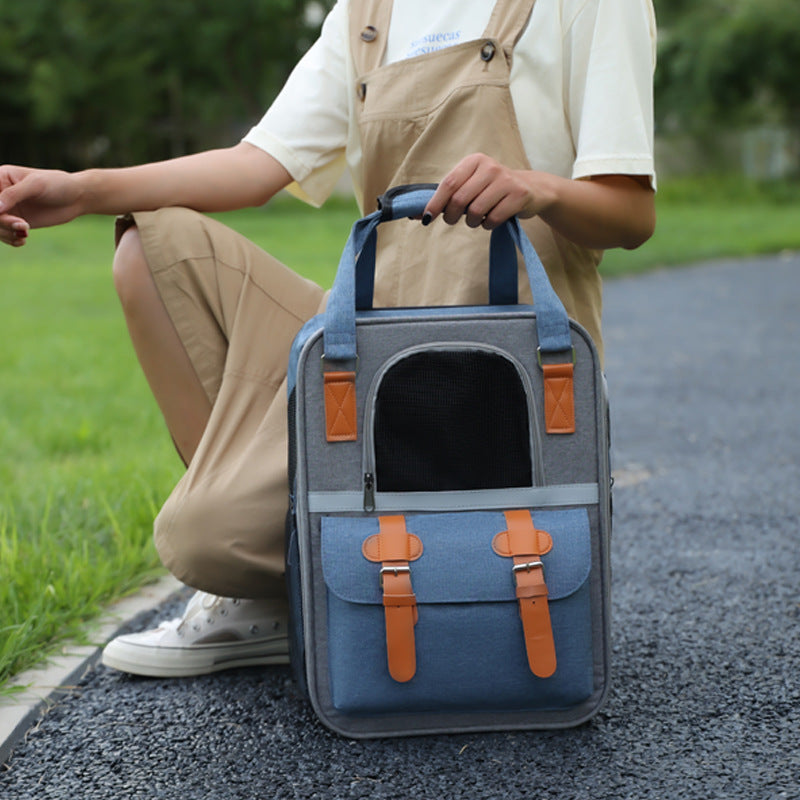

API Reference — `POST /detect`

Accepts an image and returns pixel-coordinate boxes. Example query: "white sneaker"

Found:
[101,591,290,677]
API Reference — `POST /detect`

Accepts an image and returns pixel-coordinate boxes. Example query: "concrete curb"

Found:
[0,574,183,767]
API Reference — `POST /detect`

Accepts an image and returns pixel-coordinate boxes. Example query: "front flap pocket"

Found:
[319,508,594,715]
[321,509,590,606]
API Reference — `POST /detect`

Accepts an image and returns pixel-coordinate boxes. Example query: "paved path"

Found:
[2,255,799,800]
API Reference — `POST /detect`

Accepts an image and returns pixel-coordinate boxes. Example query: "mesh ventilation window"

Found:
[374,350,532,492]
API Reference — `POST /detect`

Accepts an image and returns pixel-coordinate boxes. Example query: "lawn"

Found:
[601,176,800,275]
[2,178,799,692]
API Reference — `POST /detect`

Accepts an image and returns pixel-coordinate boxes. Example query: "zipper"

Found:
[360,343,545,510]
[363,472,376,512]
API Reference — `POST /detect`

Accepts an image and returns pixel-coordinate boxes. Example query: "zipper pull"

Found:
[363,473,376,512]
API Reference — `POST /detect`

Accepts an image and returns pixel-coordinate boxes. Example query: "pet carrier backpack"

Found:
[286,185,612,737]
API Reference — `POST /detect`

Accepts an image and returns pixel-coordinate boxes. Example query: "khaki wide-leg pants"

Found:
[116,207,326,599]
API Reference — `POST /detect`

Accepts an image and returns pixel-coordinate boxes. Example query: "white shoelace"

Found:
[165,593,239,635]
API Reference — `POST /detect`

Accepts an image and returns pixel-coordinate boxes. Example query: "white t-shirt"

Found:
[243,0,657,209]
[384,4,494,60]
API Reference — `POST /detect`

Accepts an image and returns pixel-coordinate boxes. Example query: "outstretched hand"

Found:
[0,166,84,247]
[422,153,546,231]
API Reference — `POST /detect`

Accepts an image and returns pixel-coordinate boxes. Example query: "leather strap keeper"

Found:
[542,361,575,434]
[362,516,422,682]
[494,509,557,678]
[323,370,358,442]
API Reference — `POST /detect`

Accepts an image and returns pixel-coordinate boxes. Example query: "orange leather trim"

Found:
[492,527,553,558]
[514,566,557,679]
[542,362,575,435]
[323,370,357,442]
[363,516,421,682]
[497,509,557,678]
[362,532,423,562]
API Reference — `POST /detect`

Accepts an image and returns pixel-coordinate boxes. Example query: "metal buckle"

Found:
[537,346,576,368]
[380,564,410,589]
[512,560,544,573]
[320,354,359,374]
[380,565,411,577]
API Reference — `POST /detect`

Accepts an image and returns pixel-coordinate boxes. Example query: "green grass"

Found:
[0,196,359,694]
[600,175,800,276]
[1,178,799,694]
[0,217,179,692]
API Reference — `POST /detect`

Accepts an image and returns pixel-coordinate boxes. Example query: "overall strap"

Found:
[484,0,537,47]
[348,0,394,77]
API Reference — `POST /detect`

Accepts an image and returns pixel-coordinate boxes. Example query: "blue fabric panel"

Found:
[323,212,382,362]
[504,218,572,354]
[326,583,594,715]
[321,509,591,605]
[287,314,325,397]
[320,509,594,715]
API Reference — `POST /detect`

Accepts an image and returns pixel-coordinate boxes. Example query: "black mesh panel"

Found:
[374,350,532,491]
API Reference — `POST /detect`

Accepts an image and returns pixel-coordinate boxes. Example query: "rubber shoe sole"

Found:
[101,635,290,678]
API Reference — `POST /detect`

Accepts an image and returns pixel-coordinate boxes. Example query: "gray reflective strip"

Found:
[306,484,599,514]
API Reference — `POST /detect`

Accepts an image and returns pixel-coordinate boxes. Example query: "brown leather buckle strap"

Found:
[362,515,423,682]
[493,509,557,678]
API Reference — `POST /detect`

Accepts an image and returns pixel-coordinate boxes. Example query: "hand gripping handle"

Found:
[323,185,572,364]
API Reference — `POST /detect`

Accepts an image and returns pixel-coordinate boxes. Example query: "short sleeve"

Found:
[242,1,351,206]
[565,0,657,186]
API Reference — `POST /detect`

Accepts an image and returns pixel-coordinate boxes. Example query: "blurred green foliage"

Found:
[2,1,798,172]
[655,0,800,135]
[0,0,332,168]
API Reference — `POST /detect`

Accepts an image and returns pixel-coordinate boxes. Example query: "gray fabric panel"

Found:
[539,324,602,486]
[298,311,605,494]
[307,483,600,513]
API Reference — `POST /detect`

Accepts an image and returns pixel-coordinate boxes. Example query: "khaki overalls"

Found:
[121,0,603,598]
[352,0,603,353]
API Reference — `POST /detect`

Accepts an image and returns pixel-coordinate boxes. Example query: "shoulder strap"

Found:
[484,0,537,47]
[348,0,394,77]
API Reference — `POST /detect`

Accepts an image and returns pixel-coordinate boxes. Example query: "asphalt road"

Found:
[2,254,799,800]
